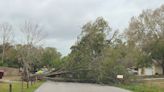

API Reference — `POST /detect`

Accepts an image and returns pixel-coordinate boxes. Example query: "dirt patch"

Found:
[3,76,21,81]
[0,67,20,76]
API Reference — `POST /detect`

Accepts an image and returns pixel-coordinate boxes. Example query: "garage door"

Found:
[145,68,153,75]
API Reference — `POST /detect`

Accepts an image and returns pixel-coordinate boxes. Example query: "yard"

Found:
[0,67,44,92]
[0,81,43,92]
[118,80,164,92]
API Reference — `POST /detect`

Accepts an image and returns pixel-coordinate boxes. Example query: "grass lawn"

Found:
[118,80,164,92]
[0,81,44,92]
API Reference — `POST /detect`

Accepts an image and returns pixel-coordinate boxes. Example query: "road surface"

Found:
[35,81,131,92]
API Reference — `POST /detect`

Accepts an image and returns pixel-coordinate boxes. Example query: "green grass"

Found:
[118,83,164,92]
[0,81,44,92]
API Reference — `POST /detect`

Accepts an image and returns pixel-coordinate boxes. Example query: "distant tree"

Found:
[41,47,61,69]
[0,23,13,64]
[3,44,20,67]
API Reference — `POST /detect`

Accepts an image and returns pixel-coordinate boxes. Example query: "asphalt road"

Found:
[35,81,131,92]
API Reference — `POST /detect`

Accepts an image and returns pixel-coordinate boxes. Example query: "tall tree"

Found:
[0,23,13,64]
[19,20,44,88]
[67,17,110,80]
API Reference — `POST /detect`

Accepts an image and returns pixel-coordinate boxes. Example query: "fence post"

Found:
[9,81,12,92]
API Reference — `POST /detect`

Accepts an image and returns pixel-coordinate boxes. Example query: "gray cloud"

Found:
[0,0,163,55]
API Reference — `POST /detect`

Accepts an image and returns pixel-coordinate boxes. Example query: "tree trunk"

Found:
[27,82,29,88]
[1,45,5,64]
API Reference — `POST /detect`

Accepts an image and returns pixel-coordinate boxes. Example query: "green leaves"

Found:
[41,47,61,68]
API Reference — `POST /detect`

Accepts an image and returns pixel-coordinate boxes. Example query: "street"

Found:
[35,81,131,92]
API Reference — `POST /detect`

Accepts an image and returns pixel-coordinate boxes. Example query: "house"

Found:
[128,60,163,76]
[138,60,163,76]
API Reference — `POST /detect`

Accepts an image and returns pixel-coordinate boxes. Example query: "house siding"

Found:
[153,64,163,75]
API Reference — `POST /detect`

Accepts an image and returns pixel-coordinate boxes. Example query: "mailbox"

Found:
[0,70,4,79]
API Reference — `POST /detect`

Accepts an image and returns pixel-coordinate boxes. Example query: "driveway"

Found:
[35,81,131,92]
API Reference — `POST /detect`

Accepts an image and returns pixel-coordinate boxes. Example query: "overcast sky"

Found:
[0,0,164,56]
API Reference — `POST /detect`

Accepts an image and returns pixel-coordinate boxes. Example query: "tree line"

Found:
[0,44,61,70]
[0,21,62,72]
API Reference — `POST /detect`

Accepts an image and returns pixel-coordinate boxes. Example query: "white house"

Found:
[138,61,163,76]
